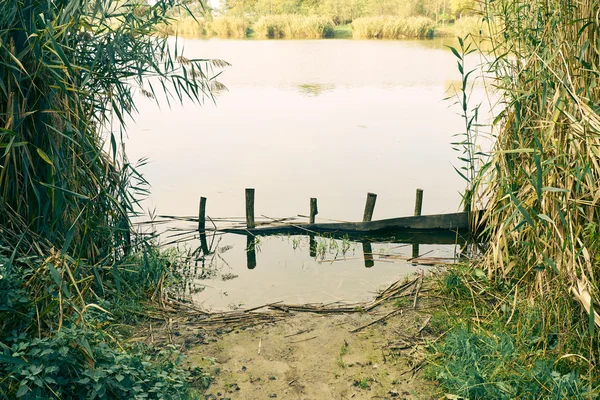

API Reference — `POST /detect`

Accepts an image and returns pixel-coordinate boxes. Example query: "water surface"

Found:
[126,37,489,310]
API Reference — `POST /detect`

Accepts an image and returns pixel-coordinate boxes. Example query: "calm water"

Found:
[126,37,490,310]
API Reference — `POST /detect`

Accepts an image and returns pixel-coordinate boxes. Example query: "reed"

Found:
[351,16,435,39]
[0,0,221,397]
[462,0,600,374]
[253,15,335,38]
[207,16,249,37]
[160,15,208,36]
[451,15,489,38]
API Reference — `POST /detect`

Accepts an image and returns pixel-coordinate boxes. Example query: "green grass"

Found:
[332,24,352,38]
[426,266,599,399]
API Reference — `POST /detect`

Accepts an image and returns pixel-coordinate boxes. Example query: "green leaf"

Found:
[0,354,28,366]
[16,384,30,398]
[537,214,554,224]
[36,148,54,167]
[509,191,535,227]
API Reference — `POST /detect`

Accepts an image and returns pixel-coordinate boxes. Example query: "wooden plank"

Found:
[224,211,473,236]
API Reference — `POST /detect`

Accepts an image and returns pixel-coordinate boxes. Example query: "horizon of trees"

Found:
[217,0,477,24]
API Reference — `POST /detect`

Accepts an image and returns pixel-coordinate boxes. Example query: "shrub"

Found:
[0,327,210,399]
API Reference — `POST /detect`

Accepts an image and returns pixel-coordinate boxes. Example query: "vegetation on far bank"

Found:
[157,0,482,39]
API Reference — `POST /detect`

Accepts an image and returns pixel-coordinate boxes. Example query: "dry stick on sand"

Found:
[413,272,424,309]
[350,309,403,333]
[290,336,318,344]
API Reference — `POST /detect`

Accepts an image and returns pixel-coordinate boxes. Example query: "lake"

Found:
[126,37,490,311]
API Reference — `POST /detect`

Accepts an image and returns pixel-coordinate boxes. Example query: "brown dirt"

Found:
[184,291,441,400]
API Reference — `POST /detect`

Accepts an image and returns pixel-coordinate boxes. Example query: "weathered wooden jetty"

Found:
[188,188,484,269]
[198,188,482,237]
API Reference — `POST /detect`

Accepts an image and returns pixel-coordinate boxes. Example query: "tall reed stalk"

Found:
[477,0,600,348]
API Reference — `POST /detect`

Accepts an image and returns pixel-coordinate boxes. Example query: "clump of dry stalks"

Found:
[476,0,600,337]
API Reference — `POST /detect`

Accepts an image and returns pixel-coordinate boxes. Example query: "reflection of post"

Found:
[200,233,210,256]
[309,234,317,258]
[363,192,377,222]
[310,198,318,224]
[246,188,255,229]
[246,235,257,269]
[412,243,419,266]
[362,242,374,268]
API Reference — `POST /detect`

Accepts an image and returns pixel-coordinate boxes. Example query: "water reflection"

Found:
[184,228,472,310]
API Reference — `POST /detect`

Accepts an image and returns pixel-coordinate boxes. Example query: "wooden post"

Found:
[246,236,257,269]
[362,242,374,268]
[309,234,317,258]
[198,197,207,232]
[363,192,377,222]
[310,198,318,224]
[414,188,423,216]
[245,188,255,229]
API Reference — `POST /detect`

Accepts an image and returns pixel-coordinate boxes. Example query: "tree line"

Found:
[217,0,477,24]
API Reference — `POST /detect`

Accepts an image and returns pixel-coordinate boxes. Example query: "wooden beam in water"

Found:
[363,192,377,222]
[223,211,476,236]
[246,188,255,229]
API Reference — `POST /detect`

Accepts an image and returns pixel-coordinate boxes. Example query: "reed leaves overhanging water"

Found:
[476,0,600,328]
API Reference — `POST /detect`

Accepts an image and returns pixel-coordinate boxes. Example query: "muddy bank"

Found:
[182,278,441,399]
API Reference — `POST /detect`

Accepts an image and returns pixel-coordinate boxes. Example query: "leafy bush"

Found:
[1,327,210,399]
